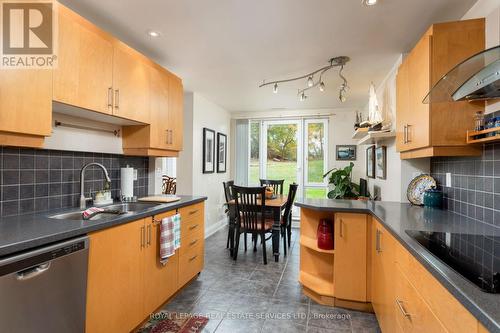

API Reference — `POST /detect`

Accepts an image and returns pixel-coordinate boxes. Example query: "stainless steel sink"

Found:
[48,202,160,221]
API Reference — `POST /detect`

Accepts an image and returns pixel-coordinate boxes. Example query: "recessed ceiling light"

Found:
[147,30,161,38]
[362,0,377,6]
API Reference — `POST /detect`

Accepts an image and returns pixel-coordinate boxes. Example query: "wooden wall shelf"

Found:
[466,127,500,144]
[352,128,369,139]
[357,130,396,145]
[300,236,335,254]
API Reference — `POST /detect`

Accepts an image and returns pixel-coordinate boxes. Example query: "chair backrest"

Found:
[162,176,177,195]
[282,183,298,228]
[232,185,266,231]
[259,179,285,195]
[223,180,235,203]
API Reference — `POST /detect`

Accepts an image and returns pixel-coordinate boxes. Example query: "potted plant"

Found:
[323,162,360,199]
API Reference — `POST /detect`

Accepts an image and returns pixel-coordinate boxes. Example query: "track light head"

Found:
[273,83,278,94]
[319,82,325,92]
[307,76,314,87]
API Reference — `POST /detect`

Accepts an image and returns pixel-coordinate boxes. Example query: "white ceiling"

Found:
[60,0,477,112]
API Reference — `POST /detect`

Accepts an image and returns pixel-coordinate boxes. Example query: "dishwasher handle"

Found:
[16,262,51,281]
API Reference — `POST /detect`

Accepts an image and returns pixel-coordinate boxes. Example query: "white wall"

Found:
[177,92,231,235]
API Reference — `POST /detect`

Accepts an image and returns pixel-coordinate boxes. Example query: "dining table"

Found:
[227,194,288,262]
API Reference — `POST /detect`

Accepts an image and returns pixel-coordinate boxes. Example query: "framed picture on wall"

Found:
[217,133,227,173]
[376,146,387,179]
[203,128,215,173]
[336,145,357,161]
[366,146,375,178]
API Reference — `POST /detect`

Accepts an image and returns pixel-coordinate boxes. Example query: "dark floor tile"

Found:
[308,305,352,330]
[268,299,309,325]
[261,319,306,333]
[215,318,265,333]
[274,281,309,304]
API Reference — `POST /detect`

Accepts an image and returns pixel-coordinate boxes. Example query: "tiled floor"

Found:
[162,227,381,333]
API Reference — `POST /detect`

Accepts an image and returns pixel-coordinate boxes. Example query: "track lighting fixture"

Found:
[259,56,350,102]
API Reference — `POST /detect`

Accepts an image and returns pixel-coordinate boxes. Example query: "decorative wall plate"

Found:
[407,174,437,206]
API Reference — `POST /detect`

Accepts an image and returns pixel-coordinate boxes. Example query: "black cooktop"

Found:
[406,230,500,294]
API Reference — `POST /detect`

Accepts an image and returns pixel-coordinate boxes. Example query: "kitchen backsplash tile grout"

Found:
[0,147,149,217]
[431,143,500,229]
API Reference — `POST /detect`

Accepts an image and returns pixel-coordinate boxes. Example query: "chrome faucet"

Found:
[80,162,111,210]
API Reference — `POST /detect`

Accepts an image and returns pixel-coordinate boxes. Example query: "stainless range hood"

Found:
[423,45,500,103]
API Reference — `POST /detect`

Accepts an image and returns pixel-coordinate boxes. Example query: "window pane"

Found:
[305,187,327,199]
[249,121,260,185]
[307,122,325,184]
[266,123,298,195]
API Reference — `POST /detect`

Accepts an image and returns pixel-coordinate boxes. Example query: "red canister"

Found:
[317,219,334,250]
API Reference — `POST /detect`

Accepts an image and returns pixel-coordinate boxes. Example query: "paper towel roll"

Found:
[121,167,134,199]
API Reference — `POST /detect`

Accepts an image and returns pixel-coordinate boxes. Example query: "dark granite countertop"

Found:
[295,198,500,333]
[0,195,207,258]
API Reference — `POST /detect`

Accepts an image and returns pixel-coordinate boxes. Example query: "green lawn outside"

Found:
[249,160,327,198]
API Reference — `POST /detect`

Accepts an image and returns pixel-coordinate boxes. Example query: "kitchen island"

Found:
[295,199,499,333]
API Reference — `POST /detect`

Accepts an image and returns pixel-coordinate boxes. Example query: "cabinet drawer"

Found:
[395,266,446,333]
[180,202,203,221]
[178,242,204,287]
[179,232,204,256]
[396,243,477,333]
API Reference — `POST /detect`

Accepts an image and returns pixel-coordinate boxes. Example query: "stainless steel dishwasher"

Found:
[0,236,89,333]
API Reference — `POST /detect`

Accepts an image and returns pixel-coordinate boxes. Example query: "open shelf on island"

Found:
[466,127,500,144]
[300,236,335,254]
[299,270,334,296]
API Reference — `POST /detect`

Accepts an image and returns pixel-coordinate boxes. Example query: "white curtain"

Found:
[234,119,249,186]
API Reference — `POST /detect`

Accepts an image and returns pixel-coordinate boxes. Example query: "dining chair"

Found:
[232,185,273,264]
[260,179,285,195]
[281,183,298,256]
[162,175,177,195]
[223,180,235,250]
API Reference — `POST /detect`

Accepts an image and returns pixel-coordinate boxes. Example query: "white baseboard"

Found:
[204,218,227,239]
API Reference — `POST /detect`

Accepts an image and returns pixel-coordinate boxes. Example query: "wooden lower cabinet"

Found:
[86,218,146,333]
[86,202,205,333]
[371,220,398,333]
[333,213,368,302]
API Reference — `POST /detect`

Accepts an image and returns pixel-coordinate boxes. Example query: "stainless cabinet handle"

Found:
[189,224,199,230]
[376,229,381,253]
[189,255,198,262]
[339,219,344,238]
[147,224,151,246]
[107,87,113,108]
[189,239,198,246]
[114,89,119,109]
[170,130,173,145]
[396,299,411,319]
[406,124,412,143]
[166,130,169,144]
[189,210,198,215]
[16,262,51,281]
[403,125,407,144]
[140,226,145,248]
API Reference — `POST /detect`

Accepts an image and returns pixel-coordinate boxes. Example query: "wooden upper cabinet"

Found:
[0,69,52,142]
[396,19,485,159]
[122,67,184,156]
[150,67,171,149]
[53,6,113,114]
[112,45,150,123]
[168,74,184,151]
[333,213,368,302]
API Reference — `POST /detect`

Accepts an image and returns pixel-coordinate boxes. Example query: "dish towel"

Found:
[159,213,182,265]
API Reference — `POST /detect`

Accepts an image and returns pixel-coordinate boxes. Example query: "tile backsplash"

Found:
[0,147,149,217]
[431,143,500,229]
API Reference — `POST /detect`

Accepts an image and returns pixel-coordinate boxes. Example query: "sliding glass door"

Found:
[248,118,328,202]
